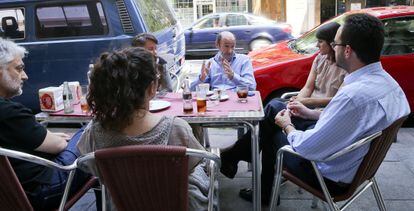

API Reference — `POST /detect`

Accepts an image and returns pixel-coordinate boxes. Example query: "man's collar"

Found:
[344,62,382,85]
[214,52,236,63]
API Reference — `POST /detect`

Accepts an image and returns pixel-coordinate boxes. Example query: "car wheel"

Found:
[250,38,272,51]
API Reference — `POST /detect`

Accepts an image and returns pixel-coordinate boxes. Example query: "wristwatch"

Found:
[282,123,295,135]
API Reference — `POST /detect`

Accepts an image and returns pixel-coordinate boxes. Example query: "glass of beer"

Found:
[237,85,248,103]
[196,84,208,114]
[80,85,90,113]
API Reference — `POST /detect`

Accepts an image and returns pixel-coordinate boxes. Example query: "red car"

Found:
[250,6,414,110]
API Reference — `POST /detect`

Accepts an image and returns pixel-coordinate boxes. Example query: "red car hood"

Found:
[248,40,308,71]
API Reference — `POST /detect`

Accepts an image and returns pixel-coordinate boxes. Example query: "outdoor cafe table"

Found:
[35,91,265,211]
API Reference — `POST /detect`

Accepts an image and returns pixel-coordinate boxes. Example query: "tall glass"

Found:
[196,84,209,114]
[80,85,89,113]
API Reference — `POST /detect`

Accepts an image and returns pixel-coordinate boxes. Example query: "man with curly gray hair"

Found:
[0,38,92,210]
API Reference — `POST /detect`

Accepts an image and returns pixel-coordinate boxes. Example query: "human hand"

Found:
[287,101,314,119]
[200,61,211,81]
[222,59,234,80]
[275,109,292,128]
[289,96,298,102]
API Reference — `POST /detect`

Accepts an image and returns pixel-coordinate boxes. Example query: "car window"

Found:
[225,14,247,26]
[193,16,220,29]
[133,0,177,32]
[36,2,108,39]
[292,14,345,54]
[382,17,414,56]
[246,14,275,25]
[0,8,25,40]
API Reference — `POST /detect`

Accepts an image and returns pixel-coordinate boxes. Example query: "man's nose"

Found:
[21,70,28,80]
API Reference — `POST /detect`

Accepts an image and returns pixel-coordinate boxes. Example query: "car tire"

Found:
[250,38,272,51]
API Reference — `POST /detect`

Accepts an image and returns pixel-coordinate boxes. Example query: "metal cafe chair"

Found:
[269,116,407,211]
[0,147,97,211]
[78,145,221,211]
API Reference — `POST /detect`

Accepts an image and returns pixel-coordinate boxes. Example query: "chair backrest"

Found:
[347,116,407,195]
[0,156,33,211]
[95,145,189,211]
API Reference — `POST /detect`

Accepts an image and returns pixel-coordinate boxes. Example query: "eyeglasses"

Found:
[330,42,347,48]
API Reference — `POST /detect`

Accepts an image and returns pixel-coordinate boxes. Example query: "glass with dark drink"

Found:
[237,85,248,103]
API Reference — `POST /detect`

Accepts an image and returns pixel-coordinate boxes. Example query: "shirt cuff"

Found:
[287,130,302,145]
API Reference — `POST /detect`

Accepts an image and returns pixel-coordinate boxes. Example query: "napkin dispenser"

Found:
[39,86,64,112]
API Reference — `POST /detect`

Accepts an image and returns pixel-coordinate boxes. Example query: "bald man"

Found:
[190,31,256,91]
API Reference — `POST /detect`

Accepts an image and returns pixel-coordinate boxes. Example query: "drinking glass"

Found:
[237,85,248,103]
[196,84,209,114]
[209,89,219,107]
[80,85,89,113]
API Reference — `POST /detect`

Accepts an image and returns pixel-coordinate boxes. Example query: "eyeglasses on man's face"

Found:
[330,42,347,49]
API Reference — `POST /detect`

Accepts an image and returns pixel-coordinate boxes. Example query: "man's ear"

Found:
[345,45,352,59]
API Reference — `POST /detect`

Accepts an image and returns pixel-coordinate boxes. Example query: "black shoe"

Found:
[238,188,271,205]
[220,151,238,179]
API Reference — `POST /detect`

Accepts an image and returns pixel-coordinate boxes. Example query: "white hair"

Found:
[0,38,27,70]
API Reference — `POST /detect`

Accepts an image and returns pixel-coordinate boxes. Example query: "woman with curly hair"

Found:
[77,47,210,210]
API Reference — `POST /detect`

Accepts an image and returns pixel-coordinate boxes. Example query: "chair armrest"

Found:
[0,147,76,171]
[186,148,220,211]
[322,131,382,162]
[281,91,300,100]
[279,131,382,163]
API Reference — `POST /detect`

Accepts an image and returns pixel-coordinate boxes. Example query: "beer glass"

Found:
[196,84,209,114]
[80,85,90,113]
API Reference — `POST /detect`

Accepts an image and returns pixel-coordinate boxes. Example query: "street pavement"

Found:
[66,60,414,210]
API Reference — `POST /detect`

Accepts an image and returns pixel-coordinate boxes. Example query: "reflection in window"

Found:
[193,16,219,29]
[0,8,25,40]
[36,2,108,38]
[134,0,177,32]
[382,17,414,55]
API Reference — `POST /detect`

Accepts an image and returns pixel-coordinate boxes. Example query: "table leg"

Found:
[246,121,261,211]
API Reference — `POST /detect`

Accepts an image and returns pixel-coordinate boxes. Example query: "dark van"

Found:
[0,0,185,111]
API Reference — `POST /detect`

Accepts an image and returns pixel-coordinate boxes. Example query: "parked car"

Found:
[0,0,185,111]
[185,12,293,57]
[250,6,414,111]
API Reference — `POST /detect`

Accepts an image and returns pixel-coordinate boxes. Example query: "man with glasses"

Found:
[273,13,409,200]
[0,38,92,210]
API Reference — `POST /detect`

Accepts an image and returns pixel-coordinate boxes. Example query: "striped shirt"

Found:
[287,62,410,183]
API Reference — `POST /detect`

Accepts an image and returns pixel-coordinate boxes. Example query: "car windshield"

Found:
[289,14,346,54]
